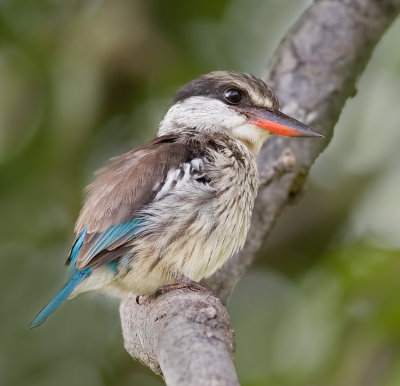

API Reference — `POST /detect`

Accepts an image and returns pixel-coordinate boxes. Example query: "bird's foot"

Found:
[154,276,217,298]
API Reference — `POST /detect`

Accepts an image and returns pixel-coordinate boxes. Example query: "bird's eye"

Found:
[223,88,242,105]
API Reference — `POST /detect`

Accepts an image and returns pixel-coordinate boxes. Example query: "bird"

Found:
[30,71,320,328]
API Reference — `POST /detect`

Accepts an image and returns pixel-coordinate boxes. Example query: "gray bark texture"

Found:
[120,0,400,384]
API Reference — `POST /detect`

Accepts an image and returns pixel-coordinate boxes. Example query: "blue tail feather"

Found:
[30,220,141,328]
[29,269,90,329]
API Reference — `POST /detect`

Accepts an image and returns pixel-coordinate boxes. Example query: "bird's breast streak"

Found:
[117,139,258,295]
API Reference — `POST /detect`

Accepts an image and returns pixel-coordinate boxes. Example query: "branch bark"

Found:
[120,0,400,384]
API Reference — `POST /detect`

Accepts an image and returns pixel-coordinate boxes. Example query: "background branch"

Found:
[120,0,400,384]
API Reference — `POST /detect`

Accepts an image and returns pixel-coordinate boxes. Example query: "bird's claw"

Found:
[154,279,217,298]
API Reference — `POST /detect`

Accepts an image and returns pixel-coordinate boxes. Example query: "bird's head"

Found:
[158,71,321,154]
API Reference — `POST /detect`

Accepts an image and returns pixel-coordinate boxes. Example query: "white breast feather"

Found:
[116,139,258,295]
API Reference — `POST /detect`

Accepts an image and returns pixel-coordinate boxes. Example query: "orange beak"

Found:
[241,107,322,137]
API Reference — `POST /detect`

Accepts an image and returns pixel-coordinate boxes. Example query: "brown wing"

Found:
[70,133,209,270]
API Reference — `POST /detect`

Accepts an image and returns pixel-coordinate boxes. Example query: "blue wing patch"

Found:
[70,225,88,262]
[66,225,88,281]
[74,219,143,269]
[88,219,143,258]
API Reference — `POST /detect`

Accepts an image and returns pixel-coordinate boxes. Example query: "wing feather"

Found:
[69,133,213,270]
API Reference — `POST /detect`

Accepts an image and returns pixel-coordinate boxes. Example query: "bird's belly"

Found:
[113,189,253,296]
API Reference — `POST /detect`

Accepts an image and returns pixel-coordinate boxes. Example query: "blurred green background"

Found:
[1,1,400,385]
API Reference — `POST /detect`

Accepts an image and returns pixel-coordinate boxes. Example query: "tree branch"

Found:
[121,292,238,385]
[120,0,400,384]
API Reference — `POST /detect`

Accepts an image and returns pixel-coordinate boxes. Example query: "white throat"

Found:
[231,124,270,154]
